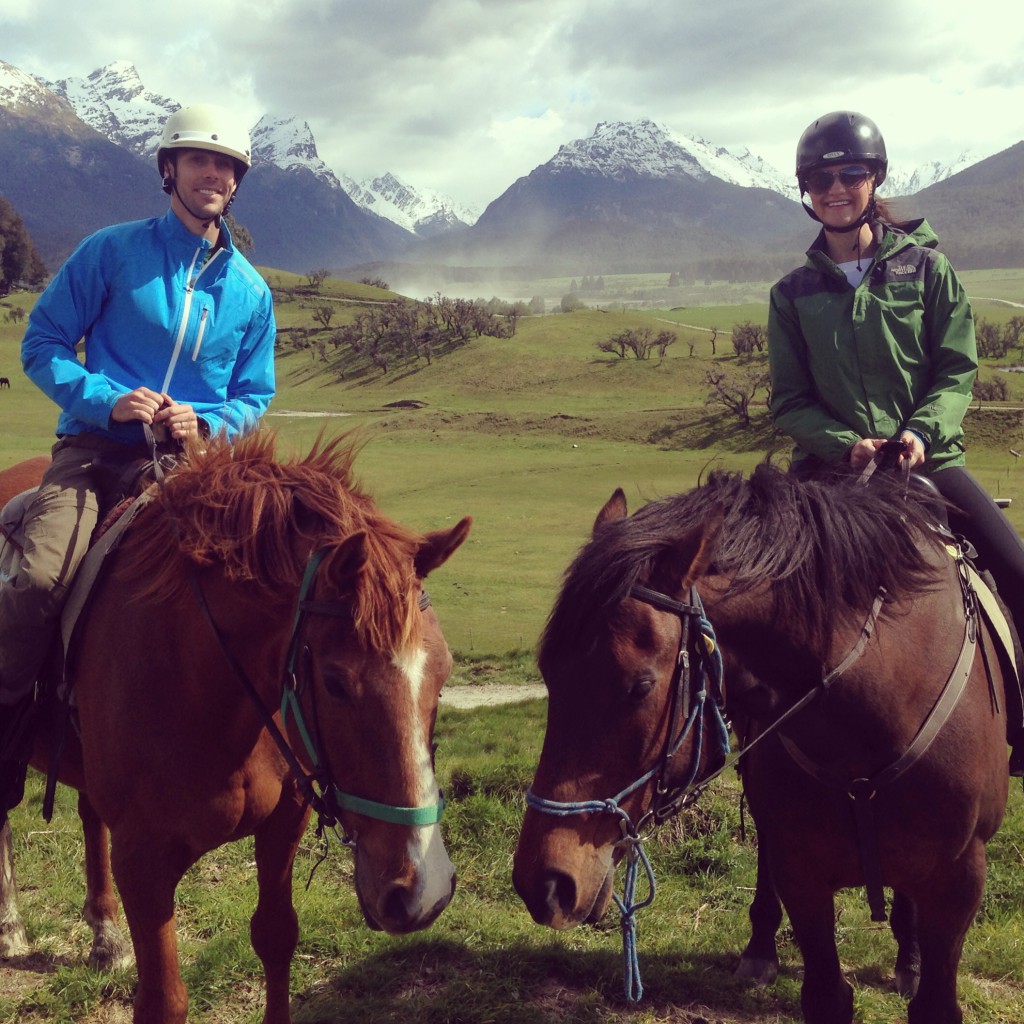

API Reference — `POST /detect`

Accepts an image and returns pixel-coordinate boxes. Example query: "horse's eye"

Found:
[628,679,655,703]
[322,673,351,703]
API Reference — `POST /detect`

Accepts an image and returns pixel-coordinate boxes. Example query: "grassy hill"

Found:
[4,269,1024,655]
[3,271,1024,1024]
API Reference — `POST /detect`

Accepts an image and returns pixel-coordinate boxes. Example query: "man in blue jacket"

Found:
[0,104,277,814]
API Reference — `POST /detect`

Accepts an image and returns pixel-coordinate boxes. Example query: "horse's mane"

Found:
[116,430,423,652]
[542,463,945,658]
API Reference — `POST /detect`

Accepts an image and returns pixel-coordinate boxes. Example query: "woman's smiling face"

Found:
[805,162,875,232]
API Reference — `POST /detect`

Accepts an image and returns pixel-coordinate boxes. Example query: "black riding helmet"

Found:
[796,111,887,231]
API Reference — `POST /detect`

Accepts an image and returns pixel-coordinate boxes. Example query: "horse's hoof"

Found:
[0,921,29,959]
[87,923,133,971]
[735,955,779,986]
[895,965,921,999]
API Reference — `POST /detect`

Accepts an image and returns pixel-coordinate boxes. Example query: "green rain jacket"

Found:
[768,219,976,474]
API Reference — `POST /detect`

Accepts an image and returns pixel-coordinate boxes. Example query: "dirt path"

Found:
[440,684,546,709]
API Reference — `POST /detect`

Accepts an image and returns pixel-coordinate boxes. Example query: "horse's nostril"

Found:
[381,883,416,928]
[541,869,577,919]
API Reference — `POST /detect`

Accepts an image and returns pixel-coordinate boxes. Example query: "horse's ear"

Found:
[291,491,327,538]
[327,530,370,587]
[593,488,627,535]
[652,512,723,594]
[415,515,472,578]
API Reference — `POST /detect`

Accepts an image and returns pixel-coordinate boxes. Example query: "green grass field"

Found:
[2,269,1024,1022]
[4,705,1023,1024]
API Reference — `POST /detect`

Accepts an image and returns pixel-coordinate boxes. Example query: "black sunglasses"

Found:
[804,165,872,195]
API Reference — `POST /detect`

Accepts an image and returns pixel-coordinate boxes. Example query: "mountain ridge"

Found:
[1,57,1021,279]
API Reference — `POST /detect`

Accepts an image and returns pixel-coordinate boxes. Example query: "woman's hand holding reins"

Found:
[850,432,926,472]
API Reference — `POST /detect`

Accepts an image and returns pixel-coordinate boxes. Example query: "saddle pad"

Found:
[59,490,155,657]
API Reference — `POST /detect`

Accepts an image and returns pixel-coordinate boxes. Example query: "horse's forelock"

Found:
[114,431,425,650]
[323,520,423,654]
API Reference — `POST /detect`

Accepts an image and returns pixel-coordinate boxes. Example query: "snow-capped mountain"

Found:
[46,59,178,158]
[249,119,476,234]
[0,57,413,271]
[880,151,991,198]
[0,59,54,113]
[250,114,343,187]
[549,119,988,205]
[547,119,800,201]
[45,61,467,237]
[341,171,479,236]
[4,55,1015,275]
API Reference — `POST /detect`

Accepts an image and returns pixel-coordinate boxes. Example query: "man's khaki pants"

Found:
[0,441,101,708]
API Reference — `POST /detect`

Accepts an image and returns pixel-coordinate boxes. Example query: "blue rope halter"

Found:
[525,584,728,1002]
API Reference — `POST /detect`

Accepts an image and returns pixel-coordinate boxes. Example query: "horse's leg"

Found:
[249,798,310,1024]
[735,833,782,985]
[891,889,921,999]
[78,793,131,970]
[906,844,987,1024]
[112,834,193,1024]
[0,816,29,957]
[784,889,853,1024]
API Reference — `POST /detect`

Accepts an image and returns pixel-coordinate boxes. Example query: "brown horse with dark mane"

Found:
[514,463,1009,1024]
[0,432,471,1024]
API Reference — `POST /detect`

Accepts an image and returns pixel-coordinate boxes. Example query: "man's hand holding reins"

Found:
[111,386,201,441]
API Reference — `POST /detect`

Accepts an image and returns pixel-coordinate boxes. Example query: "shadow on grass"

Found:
[289,938,805,1024]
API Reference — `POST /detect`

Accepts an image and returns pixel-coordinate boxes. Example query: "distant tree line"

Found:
[974,315,1024,359]
[596,326,677,360]
[0,195,46,297]
[570,276,606,293]
[295,294,524,376]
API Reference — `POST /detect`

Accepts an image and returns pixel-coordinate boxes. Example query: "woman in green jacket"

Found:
[768,110,1024,774]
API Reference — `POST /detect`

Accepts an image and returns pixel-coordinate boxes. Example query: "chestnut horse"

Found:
[0,432,471,1024]
[514,464,1009,1024]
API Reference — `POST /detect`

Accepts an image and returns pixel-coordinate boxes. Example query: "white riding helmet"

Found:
[157,104,252,183]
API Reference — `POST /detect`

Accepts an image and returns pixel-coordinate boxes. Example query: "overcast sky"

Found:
[3,0,1022,211]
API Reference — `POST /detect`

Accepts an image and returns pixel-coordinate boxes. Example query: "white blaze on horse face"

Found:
[393,642,455,905]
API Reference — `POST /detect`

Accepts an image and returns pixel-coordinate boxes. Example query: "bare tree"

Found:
[306,267,331,291]
[732,321,768,361]
[704,367,771,428]
[597,334,629,358]
[311,304,336,330]
[654,329,677,358]
[973,375,1010,406]
[975,319,1011,358]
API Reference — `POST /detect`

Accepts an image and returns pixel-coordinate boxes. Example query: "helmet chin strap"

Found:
[162,172,235,231]
[802,192,879,272]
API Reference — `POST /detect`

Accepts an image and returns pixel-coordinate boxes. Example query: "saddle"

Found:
[1,441,175,655]
[1,436,179,818]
